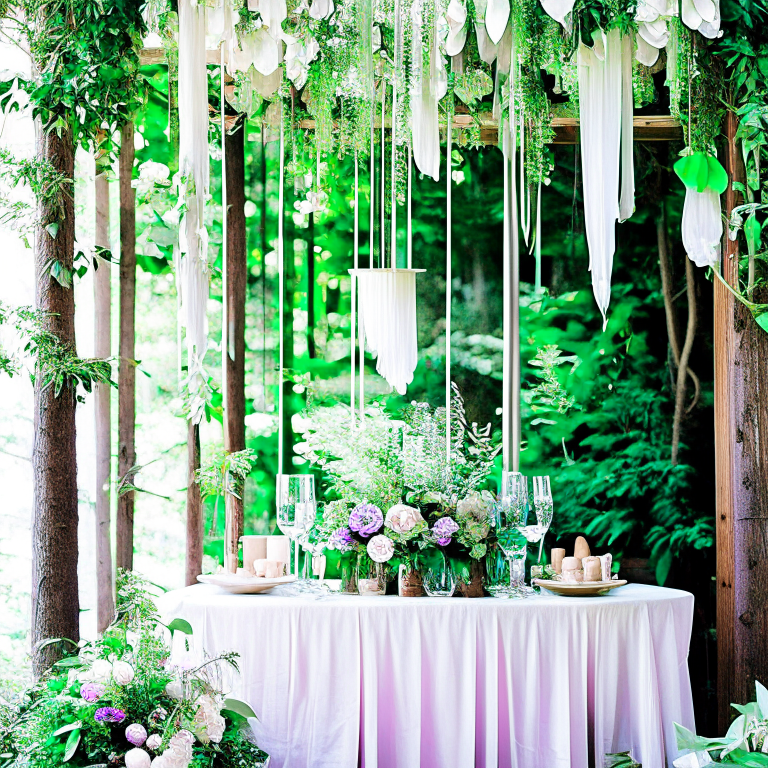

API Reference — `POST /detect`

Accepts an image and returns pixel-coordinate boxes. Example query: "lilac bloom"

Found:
[95,707,126,724]
[432,517,459,546]
[348,504,384,537]
[328,527,355,552]
[80,682,105,703]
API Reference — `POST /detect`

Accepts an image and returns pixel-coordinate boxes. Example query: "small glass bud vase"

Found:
[339,553,358,594]
[398,560,424,597]
[357,556,386,596]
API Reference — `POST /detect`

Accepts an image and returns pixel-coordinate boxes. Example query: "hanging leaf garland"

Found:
[674,150,729,194]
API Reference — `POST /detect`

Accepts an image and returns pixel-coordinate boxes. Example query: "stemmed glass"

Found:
[494,472,530,598]
[532,475,554,563]
[276,475,317,590]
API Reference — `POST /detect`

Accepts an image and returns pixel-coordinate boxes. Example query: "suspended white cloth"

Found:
[177,0,210,404]
[411,0,442,181]
[682,187,722,268]
[351,269,424,395]
[619,32,635,222]
[578,29,626,327]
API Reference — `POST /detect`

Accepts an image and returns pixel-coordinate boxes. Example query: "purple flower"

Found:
[348,504,383,537]
[80,682,105,703]
[432,517,459,546]
[328,527,354,552]
[95,707,126,724]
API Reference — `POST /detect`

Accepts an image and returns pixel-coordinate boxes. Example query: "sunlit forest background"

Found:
[0,45,717,728]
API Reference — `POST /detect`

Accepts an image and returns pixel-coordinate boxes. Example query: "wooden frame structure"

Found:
[135,46,764,728]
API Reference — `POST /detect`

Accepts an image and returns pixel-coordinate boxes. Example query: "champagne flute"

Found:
[276,475,317,589]
[532,475,553,563]
[494,472,530,597]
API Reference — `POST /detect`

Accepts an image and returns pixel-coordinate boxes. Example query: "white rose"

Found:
[86,658,113,683]
[125,748,152,768]
[112,660,135,685]
[366,534,395,563]
[192,695,226,744]
[165,679,184,700]
[146,734,162,751]
[385,504,424,534]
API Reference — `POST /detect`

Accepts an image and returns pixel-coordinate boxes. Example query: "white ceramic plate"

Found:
[533,579,628,597]
[197,573,297,594]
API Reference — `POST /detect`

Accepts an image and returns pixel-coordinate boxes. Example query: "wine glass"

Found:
[276,475,317,590]
[494,472,530,597]
[532,475,554,563]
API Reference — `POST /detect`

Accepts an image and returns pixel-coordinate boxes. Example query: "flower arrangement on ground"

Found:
[0,571,268,768]
[297,385,501,583]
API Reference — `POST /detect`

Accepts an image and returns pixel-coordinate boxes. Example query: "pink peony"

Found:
[385,504,424,533]
[80,682,105,703]
[366,534,395,563]
[126,723,148,747]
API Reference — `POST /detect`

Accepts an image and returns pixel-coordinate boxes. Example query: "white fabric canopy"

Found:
[159,583,695,768]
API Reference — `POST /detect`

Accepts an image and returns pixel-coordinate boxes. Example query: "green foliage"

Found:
[196,448,258,501]
[7,0,147,159]
[0,304,113,401]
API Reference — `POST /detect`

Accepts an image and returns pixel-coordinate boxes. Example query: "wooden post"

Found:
[117,122,137,571]
[224,121,247,573]
[716,110,768,727]
[94,156,114,632]
[185,420,203,585]
[31,124,80,676]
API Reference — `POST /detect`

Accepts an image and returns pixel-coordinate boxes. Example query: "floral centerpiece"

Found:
[0,572,268,768]
[296,386,501,594]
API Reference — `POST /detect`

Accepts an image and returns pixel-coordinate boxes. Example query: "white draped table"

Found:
[158,583,695,768]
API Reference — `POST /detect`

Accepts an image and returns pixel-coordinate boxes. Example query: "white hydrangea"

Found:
[192,694,226,744]
[153,729,194,768]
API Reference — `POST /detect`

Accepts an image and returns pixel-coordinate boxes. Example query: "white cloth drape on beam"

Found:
[178,0,210,405]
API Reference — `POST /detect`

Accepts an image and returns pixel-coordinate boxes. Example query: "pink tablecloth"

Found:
[158,583,695,768]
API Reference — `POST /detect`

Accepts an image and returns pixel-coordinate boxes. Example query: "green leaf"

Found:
[756,680,768,719]
[674,152,709,192]
[166,618,193,636]
[63,728,81,762]
[222,697,258,720]
[655,548,673,586]
[706,156,729,194]
[53,721,82,738]
[753,310,768,333]
[53,657,84,668]
[744,213,762,255]
[726,749,768,766]
[45,222,59,239]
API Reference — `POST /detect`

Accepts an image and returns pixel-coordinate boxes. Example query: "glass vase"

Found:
[339,554,358,594]
[485,545,512,597]
[456,558,485,598]
[398,561,424,597]
[357,557,386,596]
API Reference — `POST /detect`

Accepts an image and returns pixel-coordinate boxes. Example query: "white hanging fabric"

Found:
[177,0,210,411]
[354,270,420,395]
[411,0,441,181]
[619,32,635,222]
[682,187,722,268]
[578,29,624,327]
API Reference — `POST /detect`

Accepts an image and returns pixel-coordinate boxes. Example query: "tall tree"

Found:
[94,151,114,631]
[31,124,79,678]
[117,122,137,571]
[223,119,247,573]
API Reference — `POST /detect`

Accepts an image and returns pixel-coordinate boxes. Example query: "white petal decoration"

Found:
[485,0,510,45]
[411,0,440,180]
[539,0,576,27]
[681,0,703,30]
[578,29,623,325]
[446,0,468,56]
[354,270,421,395]
[252,28,280,75]
[252,67,282,98]
[178,0,211,402]
[682,187,722,268]
[619,32,635,223]
[635,33,660,66]
[473,0,498,62]
[638,17,668,48]
[693,0,716,22]
[697,1,721,38]
[309,0,334,20]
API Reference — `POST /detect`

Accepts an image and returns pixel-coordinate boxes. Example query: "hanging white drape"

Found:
[619,32,635,222]
[177,0,210,406]
[578,29,627,327]
[682,187,722,268]
[353,270,421,395]
[411,0,442,181]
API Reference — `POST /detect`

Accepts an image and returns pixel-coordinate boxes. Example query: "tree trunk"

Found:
[185,420,203,585]
[224,121,247,574]
[117,122,136,571]
[94,161,114,632]
[31,125,79,677]
[715,110,768,728]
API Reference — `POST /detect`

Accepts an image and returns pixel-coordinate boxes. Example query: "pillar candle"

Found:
[266,536,291,571]
[551,548,566,574]
[241,536,268,575]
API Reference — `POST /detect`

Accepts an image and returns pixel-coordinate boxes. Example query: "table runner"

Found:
[158,583,694,768]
